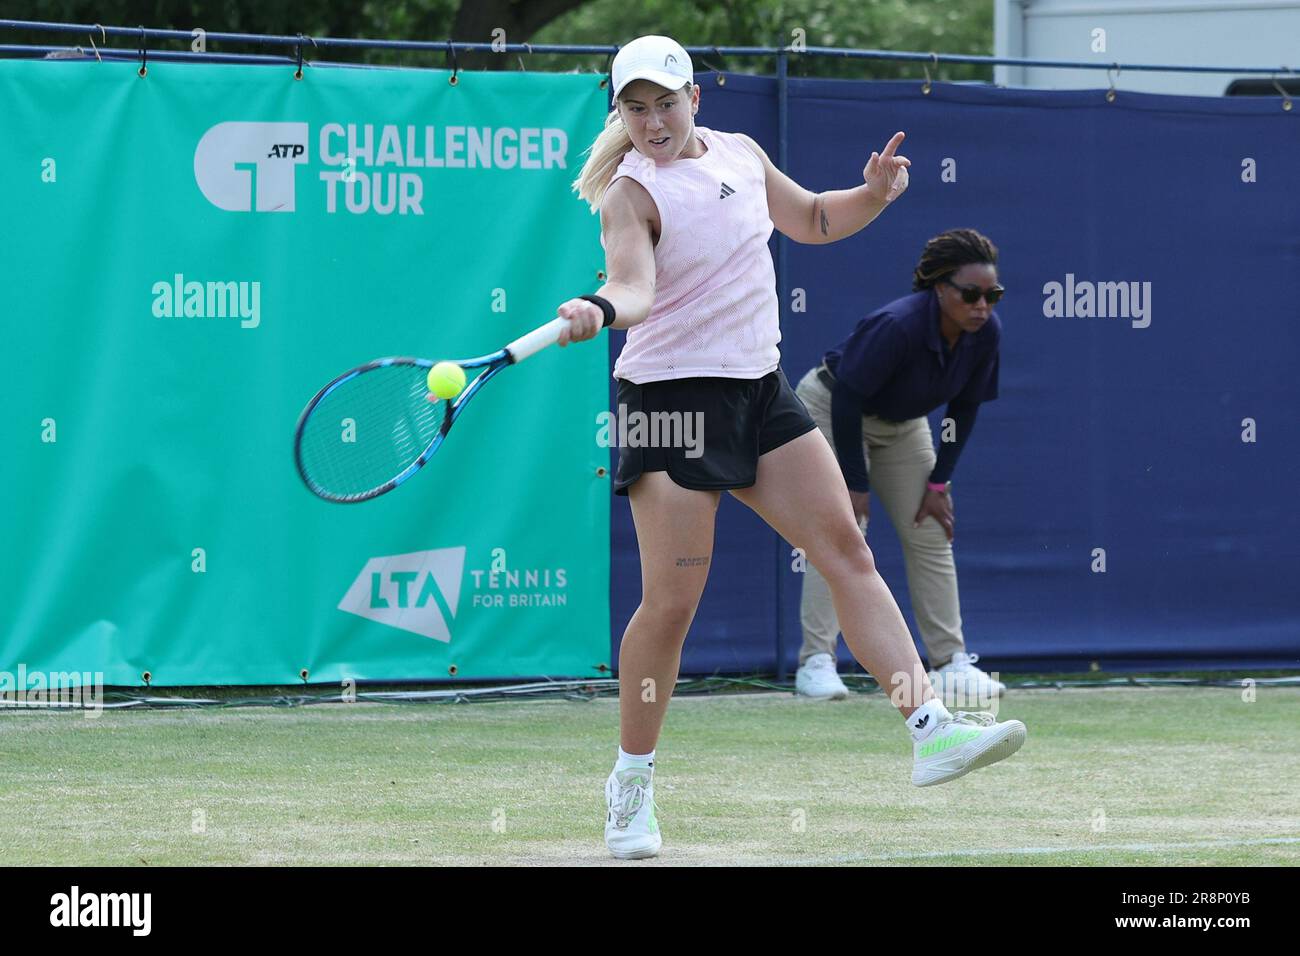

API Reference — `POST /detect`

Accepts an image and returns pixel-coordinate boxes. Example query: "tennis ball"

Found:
[427,362,466,400]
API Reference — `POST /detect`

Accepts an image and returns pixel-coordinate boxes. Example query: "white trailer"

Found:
[994,0,1300,95]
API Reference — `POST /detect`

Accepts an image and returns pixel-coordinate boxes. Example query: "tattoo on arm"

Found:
[675,556,710,568]
[818,198,830,237]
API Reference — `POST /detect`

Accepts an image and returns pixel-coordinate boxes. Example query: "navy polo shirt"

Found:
[823,288,1001,492]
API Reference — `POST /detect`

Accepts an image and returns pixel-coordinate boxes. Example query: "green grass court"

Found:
[2,686,1297,866]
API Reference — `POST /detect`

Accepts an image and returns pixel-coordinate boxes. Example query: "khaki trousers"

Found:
[793,368,966,667]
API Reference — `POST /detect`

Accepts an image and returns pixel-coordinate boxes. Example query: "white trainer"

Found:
[795,653,850,700]
[605,768,661,859]
[912,710,1027,787]
[928,651,1006,707]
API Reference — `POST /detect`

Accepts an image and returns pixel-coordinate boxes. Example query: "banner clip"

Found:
[295,34,316,81]
[446,40,459,86]
[1271,68,1293,112]
[88,23,105,62]
[1106,63,1121,103]
[922,52,938,95]
[700,47,727,86]
[137,25,147,78]
[600,45,619,90]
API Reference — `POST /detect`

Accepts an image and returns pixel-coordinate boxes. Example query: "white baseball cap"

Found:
[611,36,694,99]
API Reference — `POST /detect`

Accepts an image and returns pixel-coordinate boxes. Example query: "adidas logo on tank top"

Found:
[606,127,781,384]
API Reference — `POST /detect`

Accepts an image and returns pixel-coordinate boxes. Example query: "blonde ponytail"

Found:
[571,107,634,214]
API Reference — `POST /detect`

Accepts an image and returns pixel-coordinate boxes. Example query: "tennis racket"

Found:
[293,317,569,503]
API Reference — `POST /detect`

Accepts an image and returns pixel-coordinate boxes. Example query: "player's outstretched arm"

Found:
[556,178,657,346]
[737,131,911,246]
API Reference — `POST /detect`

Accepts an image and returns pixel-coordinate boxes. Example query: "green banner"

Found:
[0,60,611,685]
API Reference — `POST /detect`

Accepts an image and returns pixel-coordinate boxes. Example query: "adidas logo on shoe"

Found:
[912,712,1027,787]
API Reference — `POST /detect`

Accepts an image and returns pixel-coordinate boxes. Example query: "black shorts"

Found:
[612,368,818,496]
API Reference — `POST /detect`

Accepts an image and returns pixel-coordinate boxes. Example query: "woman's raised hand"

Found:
[863,131,911,205]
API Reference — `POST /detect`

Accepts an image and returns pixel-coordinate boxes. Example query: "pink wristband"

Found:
[927,481,949,493]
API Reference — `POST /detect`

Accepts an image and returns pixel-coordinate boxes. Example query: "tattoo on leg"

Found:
[819,200,830,237]
[675,556,710,568]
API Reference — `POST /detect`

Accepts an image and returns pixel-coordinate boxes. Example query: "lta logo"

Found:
[338,547,466,641]
[194,121,309,212]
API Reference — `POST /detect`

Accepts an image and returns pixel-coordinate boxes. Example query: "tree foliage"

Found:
[3,0,992,81]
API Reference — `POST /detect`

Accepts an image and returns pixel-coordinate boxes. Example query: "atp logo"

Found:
[338,547,465,641]
[194,121,309,212]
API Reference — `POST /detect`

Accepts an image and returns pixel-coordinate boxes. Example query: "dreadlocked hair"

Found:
[912,229,999,291]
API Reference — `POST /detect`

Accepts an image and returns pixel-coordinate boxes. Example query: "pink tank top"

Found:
[605,126,782,384]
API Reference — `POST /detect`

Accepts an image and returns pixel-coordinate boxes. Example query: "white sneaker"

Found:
[912,710,1027,787]
[605,768,661,859]
[795,653,850,700]
[928,651,1006,707]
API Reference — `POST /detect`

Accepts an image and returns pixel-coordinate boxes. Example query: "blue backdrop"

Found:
[609,76,1300,675]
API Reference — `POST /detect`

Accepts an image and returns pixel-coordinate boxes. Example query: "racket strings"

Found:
[298,364,448,500]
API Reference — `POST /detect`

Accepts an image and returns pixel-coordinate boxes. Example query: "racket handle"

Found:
[505,317,568,364]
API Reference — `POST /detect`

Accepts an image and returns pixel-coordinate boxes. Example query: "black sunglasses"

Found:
[943,277,1005,305]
